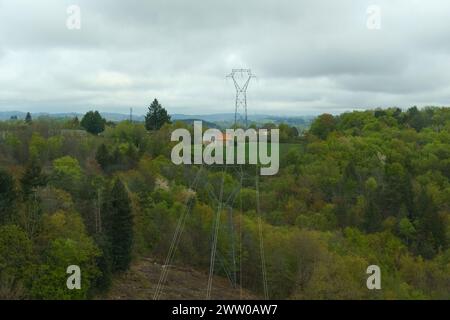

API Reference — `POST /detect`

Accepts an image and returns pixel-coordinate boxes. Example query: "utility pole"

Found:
[227,69,255,129]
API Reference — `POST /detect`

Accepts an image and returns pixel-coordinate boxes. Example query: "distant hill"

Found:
[175,118,220,129]
[0,111,314,128]
[171,113,314,129]
[0,111,145,122]
[172,113,315,123]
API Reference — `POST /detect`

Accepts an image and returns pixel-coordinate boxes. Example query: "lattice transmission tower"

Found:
[154,70,269,301]
[227,69,255,128]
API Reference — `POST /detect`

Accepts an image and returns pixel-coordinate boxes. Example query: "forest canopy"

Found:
[0,106,449,299]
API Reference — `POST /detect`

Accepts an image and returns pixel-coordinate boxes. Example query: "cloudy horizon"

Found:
[1,0,450,116]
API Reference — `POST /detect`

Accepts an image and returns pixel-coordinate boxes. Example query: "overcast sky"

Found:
[1,0,450,115]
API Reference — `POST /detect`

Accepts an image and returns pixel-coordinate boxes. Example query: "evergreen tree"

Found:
[80,111,106,135]
[0,169,17,225]
[364,198,382,232]
[382,162,408,217]
[92,234,113,293]
[25,112,32,124]
[414,191,447,258]
[20,158,46,199]
[95,144,110,170]
[104,178,133,272]
[144,99,171,131]
[363,177,382,232]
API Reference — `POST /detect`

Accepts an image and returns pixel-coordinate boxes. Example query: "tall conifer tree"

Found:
[105,178,133,272]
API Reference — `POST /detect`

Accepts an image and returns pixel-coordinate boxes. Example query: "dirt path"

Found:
[103,257,258,300]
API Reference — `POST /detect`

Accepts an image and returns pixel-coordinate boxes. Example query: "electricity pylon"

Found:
[227,69,255,128]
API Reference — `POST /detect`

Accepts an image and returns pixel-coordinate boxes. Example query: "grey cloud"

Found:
[0,0,450,115]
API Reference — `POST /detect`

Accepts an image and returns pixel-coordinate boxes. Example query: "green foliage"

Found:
[29,133,47,160]
[95,143,109,170]
[0,225,34,299]
[31,210,100,299]
[20,158,46,198]
[104,121,149,151]
[103,178,133,272]
[0,106,449,300]
[145,99,171,131]
[30,238,99,299]
[309,113,337,139]
[25,112,32,124]
[0,169,17,225]
[52,156,82,181]
[95,142,139,172]
[278,123,299,142]
[65,116,80,129]
[51,156,82,193]
[80,111,106,135]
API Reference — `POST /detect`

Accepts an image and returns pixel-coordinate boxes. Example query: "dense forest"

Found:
[0,105,449,299]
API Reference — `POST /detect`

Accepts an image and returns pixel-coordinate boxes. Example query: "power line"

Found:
[153,166,204,300]
[206,166,226,300]
[255,166,269,299]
